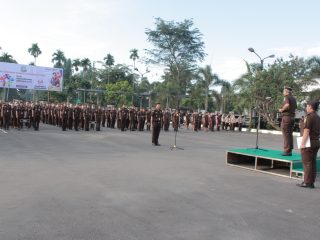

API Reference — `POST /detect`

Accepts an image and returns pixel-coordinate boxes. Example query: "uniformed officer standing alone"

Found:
[279,86,297,156]
[151,103,163,146]
[298,101,320,188]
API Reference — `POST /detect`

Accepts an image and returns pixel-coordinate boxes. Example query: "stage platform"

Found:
[226,148,320,179]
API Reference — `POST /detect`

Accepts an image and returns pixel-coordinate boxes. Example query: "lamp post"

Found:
[135,67,150,108]
[248,47,275,70]
[135,67,150,80]
[248,47,275,149]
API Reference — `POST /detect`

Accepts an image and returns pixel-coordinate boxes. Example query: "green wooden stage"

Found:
[226,148,320,179]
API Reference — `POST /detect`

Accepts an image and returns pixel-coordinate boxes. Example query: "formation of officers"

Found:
[0,100,245,133]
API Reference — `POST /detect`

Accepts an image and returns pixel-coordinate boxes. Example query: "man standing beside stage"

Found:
[298,101,320,188]
[279,86,297,156]
[151,103,163,146]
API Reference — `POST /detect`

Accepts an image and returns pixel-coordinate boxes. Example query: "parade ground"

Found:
[0,126,319,240]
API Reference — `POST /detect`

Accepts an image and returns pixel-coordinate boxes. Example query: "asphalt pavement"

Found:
[0,125,319,240]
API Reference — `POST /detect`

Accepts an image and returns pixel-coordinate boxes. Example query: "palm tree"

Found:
[81,58,91,72]
[104,54,115,85]
[28,43,42,65]
[219,80,232,113]
[197,65,220,111]
[0,52,17,63]
[232,62,261,128]
[104,54,114,67]
[72,58,81,72]
[52,50,66,68]
[129,49,139,70]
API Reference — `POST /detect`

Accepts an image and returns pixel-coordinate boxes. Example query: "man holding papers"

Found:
[298,101,320,188]
[279,86,297,156]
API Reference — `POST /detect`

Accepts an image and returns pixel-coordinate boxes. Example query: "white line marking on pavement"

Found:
[0,129,8,134]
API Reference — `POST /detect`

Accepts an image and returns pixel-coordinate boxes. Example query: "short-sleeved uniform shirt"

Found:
[304,111,320,141]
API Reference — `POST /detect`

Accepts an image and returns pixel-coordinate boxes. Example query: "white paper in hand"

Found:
[297,136,311,149]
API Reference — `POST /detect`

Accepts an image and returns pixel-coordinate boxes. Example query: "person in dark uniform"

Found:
[68,104,73,130]
[27,103,33,128]
[90,105,96,130]
[119,105,127,131]
[203,112,209,132]
[54,104,60,127]
[238,115,243,132]
[185,111,191,130]
[84,105,91,131]
[230,112,236,131]
[0,101,3,129]
[279,86,297,156]
[137,108,146,131]
[297,101,320,188]
[2,102,11,130]
[17,103,24,129]
[221,113,226,130]
[208,113,214,131]
[163,108,171,131]
[95,105,102,131]
[216,112,221,131]
[172,110,180,132]
[192,111,199,131]
[61,103,69,131]
[48,103,53,124]
[146,109,151,131]
[151,103,163,146]
[111,108,116,128]
[80,105,85,130]
[129,107,136,131]
[101,107,106,127]
[197,112,202,131]
[73,104,81,131]
[33,103,42,131]
[12,102,18,129]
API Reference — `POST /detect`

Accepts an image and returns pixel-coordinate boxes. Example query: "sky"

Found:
[1,0,320,82]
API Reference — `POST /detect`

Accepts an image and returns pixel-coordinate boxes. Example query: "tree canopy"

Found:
[145,18,206,107]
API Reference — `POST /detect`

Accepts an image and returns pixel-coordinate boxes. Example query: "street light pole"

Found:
[135,67,150,108]
[248,47,275,70]
[248,47,275,149]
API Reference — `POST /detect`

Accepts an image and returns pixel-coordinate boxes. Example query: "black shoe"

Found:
[155,143,161,146]
[297,182,315,188]
[281,152,292,156]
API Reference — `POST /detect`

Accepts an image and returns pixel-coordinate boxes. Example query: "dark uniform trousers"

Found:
[84,115,90,131]
[96,117,101,131]
[120,119,126,131]
[281,115,295,153]
[152,122,161,144]
[74,117,79,131]
[62,117,68,131]
[34,115,40,130]
[301,140,319,184]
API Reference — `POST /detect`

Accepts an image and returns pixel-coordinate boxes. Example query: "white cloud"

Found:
[0,0,134,67]
[269,44,320,58]
[306,46,320,56]
[268,47,303,56]
[211,57,247,82]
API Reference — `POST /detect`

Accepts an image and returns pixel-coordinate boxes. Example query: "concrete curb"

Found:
[240,128,300,136]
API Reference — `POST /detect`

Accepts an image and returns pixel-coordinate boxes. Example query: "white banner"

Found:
[0,62,63,92]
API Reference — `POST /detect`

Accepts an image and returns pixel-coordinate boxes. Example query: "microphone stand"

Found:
[170,115,184,150]
[249,104,266,151]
